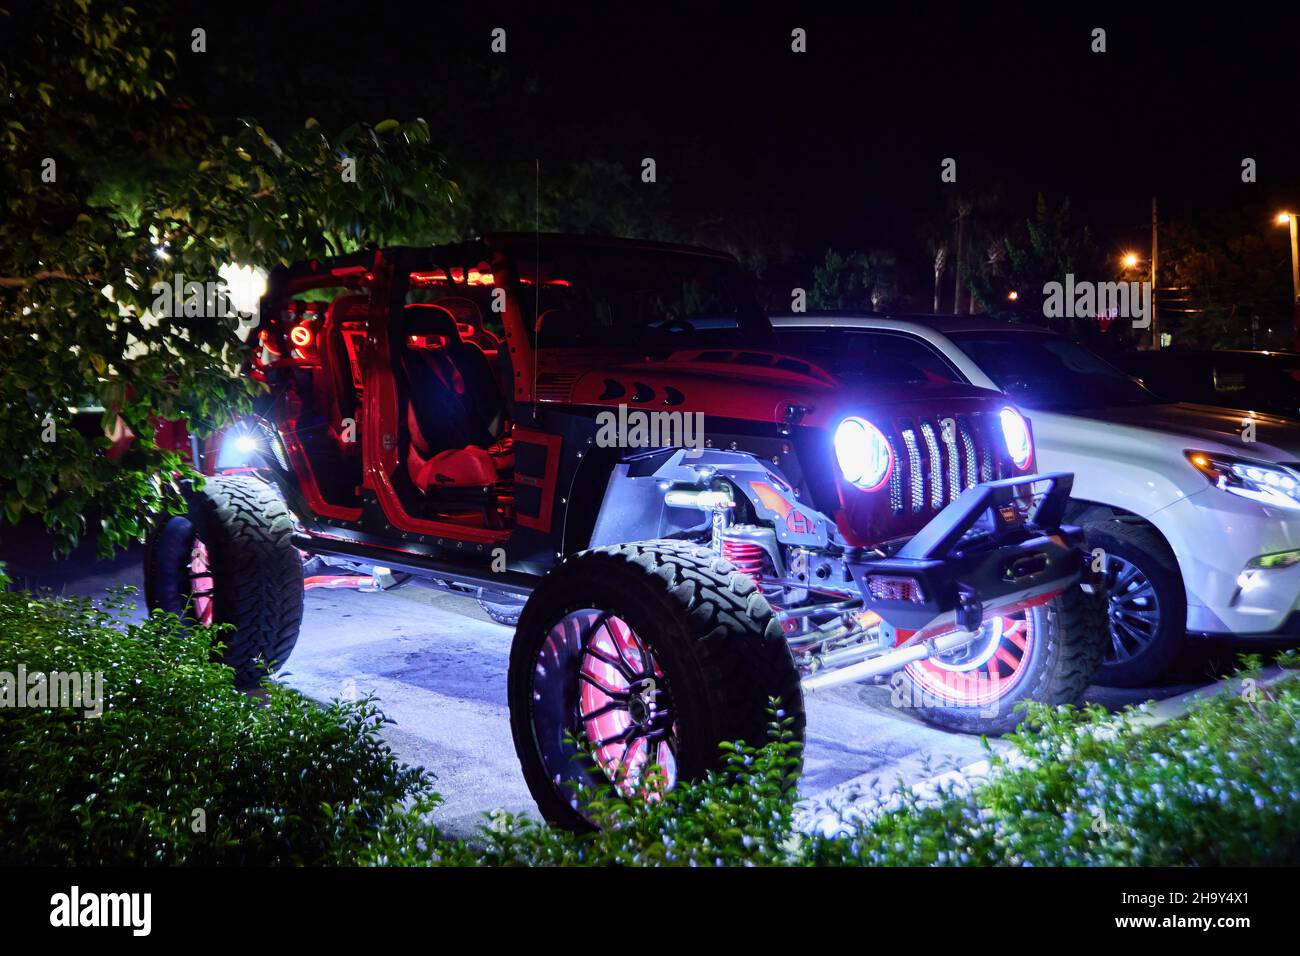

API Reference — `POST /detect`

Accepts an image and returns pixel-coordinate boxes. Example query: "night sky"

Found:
[171,4,1299,275]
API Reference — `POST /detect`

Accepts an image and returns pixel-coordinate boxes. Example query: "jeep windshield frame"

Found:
[492,237,775,353]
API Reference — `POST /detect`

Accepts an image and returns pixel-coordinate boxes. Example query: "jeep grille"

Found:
[888,412,1001,515]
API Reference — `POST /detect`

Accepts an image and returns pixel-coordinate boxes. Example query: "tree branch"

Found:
[0,270,98,288]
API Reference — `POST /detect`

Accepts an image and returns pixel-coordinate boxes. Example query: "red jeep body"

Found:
[160,234,1099,828]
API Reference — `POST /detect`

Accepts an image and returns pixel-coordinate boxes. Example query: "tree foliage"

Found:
[0,0,455,555]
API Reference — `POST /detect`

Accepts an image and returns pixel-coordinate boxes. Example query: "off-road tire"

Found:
[1085,519,1187,687]
[477,594,524,627]
[899,584,1107,735]
[508,539,804,830]
[145,475,304,688]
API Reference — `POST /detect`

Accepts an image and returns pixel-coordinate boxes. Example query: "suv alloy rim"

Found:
[904,614,1033,706]
[535,609,678,800]
[1103,553,1161,663]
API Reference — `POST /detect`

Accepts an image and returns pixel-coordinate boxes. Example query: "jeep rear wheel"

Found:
[508,540,804,831]
[477,593,525,627]
[896,584,1106,735]
[145,475,304,688]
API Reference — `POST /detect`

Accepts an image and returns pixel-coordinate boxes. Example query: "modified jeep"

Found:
[146,234,1105,829]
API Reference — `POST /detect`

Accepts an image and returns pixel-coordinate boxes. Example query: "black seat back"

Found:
[402,304,504,453]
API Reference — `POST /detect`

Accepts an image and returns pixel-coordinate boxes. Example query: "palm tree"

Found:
[930,240,948,313]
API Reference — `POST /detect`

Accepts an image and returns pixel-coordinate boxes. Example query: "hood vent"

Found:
[535,371,578,402]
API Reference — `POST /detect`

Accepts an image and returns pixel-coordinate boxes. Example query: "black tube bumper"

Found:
[847,472,1089,635]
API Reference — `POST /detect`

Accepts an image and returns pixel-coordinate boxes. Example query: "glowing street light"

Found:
[1121,252,1140,270]
[1007,290,1019,301]
[1277,211,1300,350]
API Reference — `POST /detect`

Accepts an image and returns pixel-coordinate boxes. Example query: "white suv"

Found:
[775,313,1300,685]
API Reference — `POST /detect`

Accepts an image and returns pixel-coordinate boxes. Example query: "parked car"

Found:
[774,313,1300,686]
[145,237,1102,829]
[1112,348,1300,419]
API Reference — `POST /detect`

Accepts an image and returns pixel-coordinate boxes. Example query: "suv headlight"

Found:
[1186,451,1300,511]
[834,416,893,491]
[999,407,1033,470]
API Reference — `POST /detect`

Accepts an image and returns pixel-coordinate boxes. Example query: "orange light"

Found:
[1278,212,1293,225]
[1122,252,1139,269]
[1007,290,1019,301]
[289,324,314,348]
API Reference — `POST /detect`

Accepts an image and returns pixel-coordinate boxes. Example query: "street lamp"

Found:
[1007,290,1019,302]
[1277,212,1300,351]
[1122,252,1140,270]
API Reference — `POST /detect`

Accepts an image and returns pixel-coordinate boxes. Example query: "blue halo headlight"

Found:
[834,417,893,491]
[1000,407,1033,470]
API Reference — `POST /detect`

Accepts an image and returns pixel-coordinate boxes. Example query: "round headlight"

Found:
[999,407,1033,470]
[834,417,893,491]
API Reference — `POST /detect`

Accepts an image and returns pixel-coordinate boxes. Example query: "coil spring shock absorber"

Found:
[720,525,773,583]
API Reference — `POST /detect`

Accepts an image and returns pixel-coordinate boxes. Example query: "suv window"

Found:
[946,330,1159,410]
[777,328,962,386]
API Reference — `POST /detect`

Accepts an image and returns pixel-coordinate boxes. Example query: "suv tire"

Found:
[1085,519,1187,687]
[508,539,804,830]
[145,475,304,688]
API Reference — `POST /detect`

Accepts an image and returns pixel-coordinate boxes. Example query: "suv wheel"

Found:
[1085,520,1187,687]
[897,584,1106,735]
[508,539,804,830]
[145,475,304,688]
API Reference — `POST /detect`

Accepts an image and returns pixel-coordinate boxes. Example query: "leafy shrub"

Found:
[372,662,1300,867]
[0,579,433,865]
[4,578,1299,867]
[364,713,805,867]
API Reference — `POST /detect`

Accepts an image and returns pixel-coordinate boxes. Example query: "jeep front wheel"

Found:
[145,475,304,688]
[896,584,1106,735]
[508,540,804,830]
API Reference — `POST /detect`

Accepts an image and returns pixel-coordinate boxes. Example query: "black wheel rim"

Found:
[531,609,678,812]
[1103,554,1161,664]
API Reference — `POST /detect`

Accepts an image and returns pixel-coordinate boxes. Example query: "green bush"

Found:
[373,662,1300,867]
[4,579,1298,867]
[0,580,433,865]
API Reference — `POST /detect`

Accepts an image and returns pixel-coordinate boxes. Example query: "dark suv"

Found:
[146,235,1103,829]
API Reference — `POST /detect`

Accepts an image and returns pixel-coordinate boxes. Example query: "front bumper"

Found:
[1153,490,1300,638]
[848,472,1087,636]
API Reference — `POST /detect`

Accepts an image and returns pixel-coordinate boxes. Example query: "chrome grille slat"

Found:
[920,421,943,510]
[901,427,923,514]
[943,419,960,501]
[887,433,903,513]
[893,412,995,514]
[959,418,978,489]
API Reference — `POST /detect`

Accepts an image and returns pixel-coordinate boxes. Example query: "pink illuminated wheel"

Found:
[144,475,304,688]
[895,584,1107,736]
[508,539,804,831]
[188,536,216,627]
[904,614,1033,709]
[548,610,678,795]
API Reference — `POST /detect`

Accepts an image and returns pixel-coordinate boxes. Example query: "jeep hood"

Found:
[1051,402,1300,461]
[563,348,1009,428]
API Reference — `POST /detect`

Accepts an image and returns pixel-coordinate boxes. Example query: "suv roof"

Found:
[772,311,1056,336]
